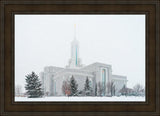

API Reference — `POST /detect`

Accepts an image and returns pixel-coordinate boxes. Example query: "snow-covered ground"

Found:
[15,96,145,102]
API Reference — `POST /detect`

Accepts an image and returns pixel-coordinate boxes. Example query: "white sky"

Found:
[15,15,145,92]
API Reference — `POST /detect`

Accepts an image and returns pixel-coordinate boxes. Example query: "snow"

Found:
[15,96,145,102]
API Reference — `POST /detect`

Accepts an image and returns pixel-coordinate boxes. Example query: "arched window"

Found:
[89,78,92,87]
[54,81,56,95]
[102,69,106,87]
[102,69,106,96]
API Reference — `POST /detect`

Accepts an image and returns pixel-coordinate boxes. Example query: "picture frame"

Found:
[0,0,159,116]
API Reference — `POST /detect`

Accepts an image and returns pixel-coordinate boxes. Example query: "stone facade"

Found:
[40,25,127,96]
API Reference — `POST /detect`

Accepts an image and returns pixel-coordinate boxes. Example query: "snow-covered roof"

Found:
[54,68,93,77]
[43,66,64,73]
[80,62,112,72]
[112,74,127,81]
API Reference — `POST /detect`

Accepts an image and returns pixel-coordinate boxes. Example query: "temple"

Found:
[40,25,127,96]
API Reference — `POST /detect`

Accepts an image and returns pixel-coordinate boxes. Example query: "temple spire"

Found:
[74,24,76,40]
[66,24,82,69]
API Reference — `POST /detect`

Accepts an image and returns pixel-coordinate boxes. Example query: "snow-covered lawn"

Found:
[15,96,145,102]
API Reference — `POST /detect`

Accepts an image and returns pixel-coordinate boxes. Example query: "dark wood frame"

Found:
[0,0,160,116]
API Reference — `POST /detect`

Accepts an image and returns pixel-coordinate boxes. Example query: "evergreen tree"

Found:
[95,83,97,96]
[119,85,127,96]
[25,72,43,98]
[70,75,78,96]
[84,77,92,96]
[98,82,103,96]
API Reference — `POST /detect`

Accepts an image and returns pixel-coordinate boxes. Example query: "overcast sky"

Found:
[15,15,145,92]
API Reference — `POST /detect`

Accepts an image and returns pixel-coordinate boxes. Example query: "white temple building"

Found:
[40,25,127,96]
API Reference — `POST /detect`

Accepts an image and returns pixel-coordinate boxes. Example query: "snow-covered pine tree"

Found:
[119,85,127,96]
[70,75,78,96]
[84,77,92,96]
[25,72,43,98]
[95,83,97,96]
